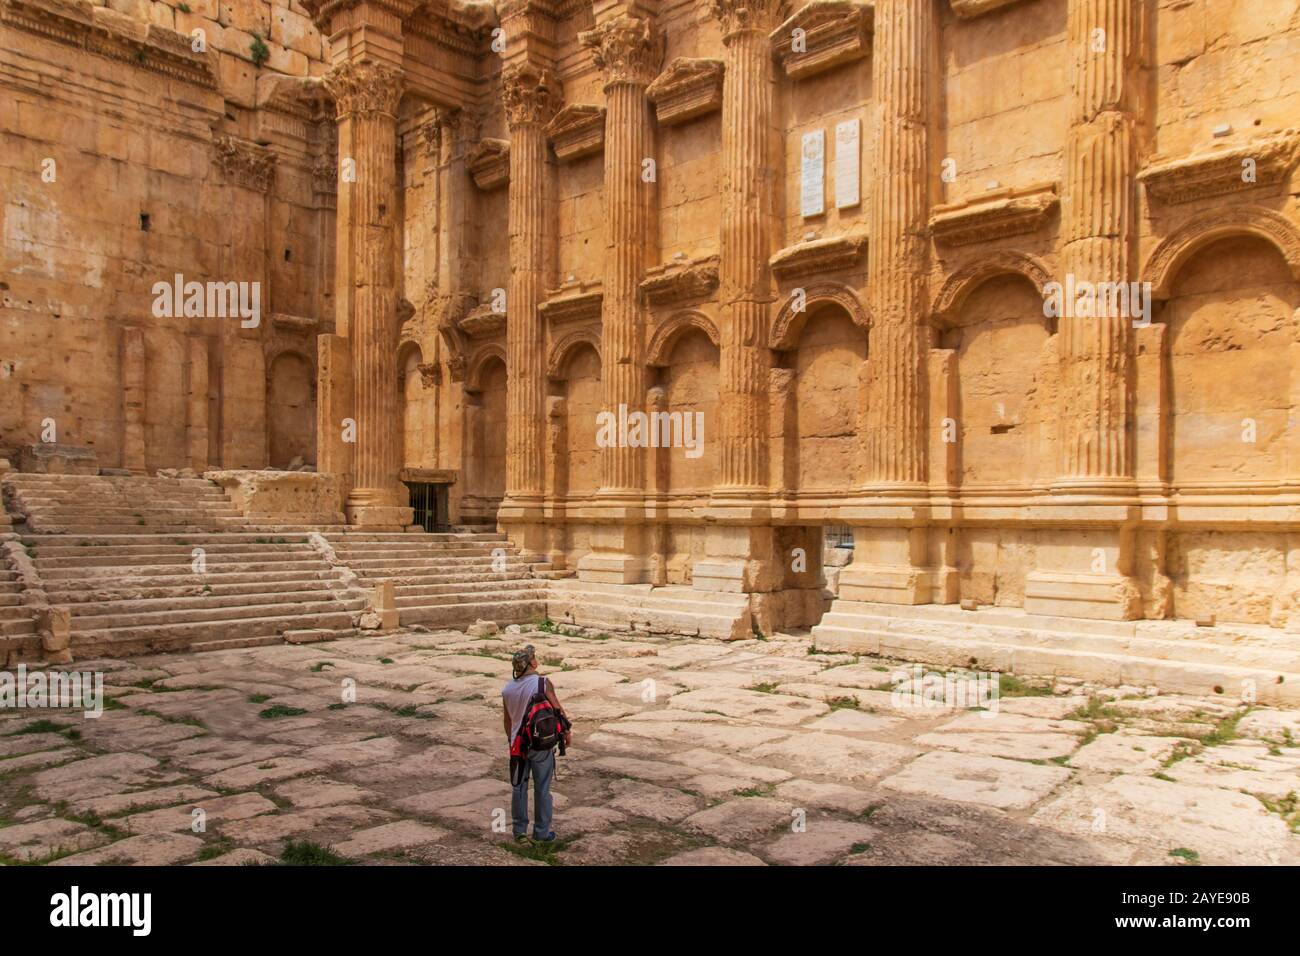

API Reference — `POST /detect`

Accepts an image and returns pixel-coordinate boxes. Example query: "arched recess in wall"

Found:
[648,312,721,496]
[770,282,869,351]
[266,350,315,469]
[549,337,602,498]
[771,299,866,492]
[1155,230,1300,489]
[463,344,508,524]
[1152,222,1300,627]
[933,269,1056,490]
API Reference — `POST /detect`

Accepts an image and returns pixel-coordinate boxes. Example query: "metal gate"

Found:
[405,482,450,533]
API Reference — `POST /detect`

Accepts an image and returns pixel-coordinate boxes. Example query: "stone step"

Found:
[548,585,751,640]
[397,579,550,599]
[30,540,312,559]
[22,532,312,546]
[190,635,288,654]
[47,577,344,604]
[400,599,546,629]
[394,586,547,610]
[65,586,360,619]
[33,547,319,571]
[40,558,333,581]
[72,608,361,657]
[43,568,342,597]
[69,595,366,631]
[2,618,38,637]
[369,569,540,587]
[325,532,509,544]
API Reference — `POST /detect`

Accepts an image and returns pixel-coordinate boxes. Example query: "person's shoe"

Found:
[534,831,558,843]
[513,833,531,844]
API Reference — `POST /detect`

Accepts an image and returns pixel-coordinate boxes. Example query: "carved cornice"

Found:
[949,0,1034,19]
[1138,132,1300,206]
[418,116,442,159]
[929,183,1059,247]
[711,0,789,38]
[639,255,721,306]
[458,303,507,338]
[270,313,319,333]
[0,0,216,89]
[579,14,663,89]
[646,58,725,126]
[467,138,510,189]
[770,231,868,280]
[770,1,873,81]
[501,62,562,129]
[545,104,605,162]
[417,362,441,387]
[311,155,337,199]
[323,60,404,120]
[540,280,603,325]
[212,135,277,193]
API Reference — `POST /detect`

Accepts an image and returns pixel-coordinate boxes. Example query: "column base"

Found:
[837,564,957,605]
[693,525,780,594]
[576,506,649,584]
[345,504,414,530]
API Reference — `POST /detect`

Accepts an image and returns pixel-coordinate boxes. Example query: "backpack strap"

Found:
[536,674,547,700]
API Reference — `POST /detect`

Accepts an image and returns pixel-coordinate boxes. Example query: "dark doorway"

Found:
[405,481,450,533]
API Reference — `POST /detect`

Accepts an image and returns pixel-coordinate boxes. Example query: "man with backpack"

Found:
[502,644,572,843]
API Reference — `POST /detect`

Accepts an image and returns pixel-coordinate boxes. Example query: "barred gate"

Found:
[405,482,451,533]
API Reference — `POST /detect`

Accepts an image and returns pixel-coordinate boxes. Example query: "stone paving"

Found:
[2,624,1298,866]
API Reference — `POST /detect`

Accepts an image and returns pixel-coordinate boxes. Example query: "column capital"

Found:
[324,60,404,120]
[501,62,562,129]
[709,0,787,39]
[579,15,664,89]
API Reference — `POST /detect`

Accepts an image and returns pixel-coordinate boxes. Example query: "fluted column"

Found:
[501,63,560,510]
[325,60,412,527]
[1056,0,1138,488]
[583,14,660,497]
[712,0,783,495]
[864,0,935,488]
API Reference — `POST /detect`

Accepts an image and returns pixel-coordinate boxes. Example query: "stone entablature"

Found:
[640,255,721,306]
[949,0,1037,17]
[770,1,873,81]
[770,232,869,280]
[544,104,605,162]
[1138,132,1300,206]
[929,184,1059,247]
[457,304,507,338]
[539,281,603,325]
[645,57,724,126]
[212,135,278,193]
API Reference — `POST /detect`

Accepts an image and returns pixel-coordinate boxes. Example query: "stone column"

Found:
[324,60,413,528]
[864,0,935,488]
[121,327,147,475]
[1024,0,1142,621]
[576,13,661,583]
[692,0,785,598]
[499,63,560,553]
[1055,0,1138,488]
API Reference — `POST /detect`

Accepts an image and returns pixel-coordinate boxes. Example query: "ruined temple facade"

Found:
[3,0,1300,638]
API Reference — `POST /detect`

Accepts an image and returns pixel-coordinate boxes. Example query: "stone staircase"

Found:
[324,531,547,630]
[812,600,1300,706]
[0,537,40,662]
[547,579,753,640]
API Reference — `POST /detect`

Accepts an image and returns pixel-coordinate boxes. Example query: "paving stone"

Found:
[1068,730,1188,774]
[32,752,160,801]
[1032,775,1294,865]
[0,818,107,861]
[668,687,829,725]
[555,806,626,835]
[605,779,703,823]
[763,819,878,865]
[881,752,1071,811]
[0,732,68,757]
[191,848,277,866]
[71,785,220,818]
[218,805,394,845]
[806,709,905,733]
[668,748,793,784]
[997,696,1091,719]
[1161,741,1300,799]
[773,779,882,815]
[204,756,326,789]
[1237,709,1300,743]
[681,797,797,844]
[658,847,768,866]
[388,744,495,780]
[50,833,204,866]
[0,748,79,772]
[749,733,914,781]
[914,730,1080,761]
[273,777,377,808]
[332,821,450,858]
[120,792,277,834]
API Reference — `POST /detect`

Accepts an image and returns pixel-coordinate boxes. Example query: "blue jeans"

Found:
[512,748,555,839]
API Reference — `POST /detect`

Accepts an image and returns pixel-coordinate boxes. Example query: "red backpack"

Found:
[519,675,565,754]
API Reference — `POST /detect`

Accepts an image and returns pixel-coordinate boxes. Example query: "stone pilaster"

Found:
[1055,0,1139,489]
[187,335,209,473]
[690,0,786,598]
[324,59,413,528]
[121,327,146,475]
[864,0,935,490]
[576,13,662,583]
[498,62,560,553]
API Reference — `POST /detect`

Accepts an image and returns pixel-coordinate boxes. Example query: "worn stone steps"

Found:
[394,585,545,610]
[43,569,342,598]
[33,548,319,571]
[70,595,367,632]
[400,598,546,628]
[61,586,356,619]
[73,609,361,657]
[47,577,343,604]
[547,580,752,640]
[812,601,1300,705]
[39,558,334,581]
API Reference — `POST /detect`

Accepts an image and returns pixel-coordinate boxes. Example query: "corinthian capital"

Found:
[324,60,404,120]
[579,15,664,89]
[709,0,788,37]
[501,62,562,128]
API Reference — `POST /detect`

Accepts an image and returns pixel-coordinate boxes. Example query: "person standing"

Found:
[502,644,571,842]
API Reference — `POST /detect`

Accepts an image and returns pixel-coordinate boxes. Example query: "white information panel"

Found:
[835,118,860,209]
[800,129,825,218]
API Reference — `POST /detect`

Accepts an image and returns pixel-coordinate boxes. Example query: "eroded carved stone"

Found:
[646,57,725,125]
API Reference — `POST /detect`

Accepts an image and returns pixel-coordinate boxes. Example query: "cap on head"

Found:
[512,644,536,679]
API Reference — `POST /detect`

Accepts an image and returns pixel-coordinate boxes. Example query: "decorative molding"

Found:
[546,328,602,380]
[467,138,510,190]
[646,58,724,127]
[457,303,507,338]
[771,282,867,348]
[1142,205,1300,300]
[270,313,318,334]
[639,255,720,306]
[710,0,789,38]
[930,251,1053,322]
[949,0,1036,20]
[646,311,721,366]
[416,362,441,388]
[323,60,404,120]
[501,62,562,129]
[211,135,277,193]
[770,1,873,81]
[1138,132,1300,206]
[545,104,606,162]
[465,343,508,392]
[929,183,1059,246]
[0,0,216,89]
[539,280,603,325]
[312,155,337,198]
[769,231,868,281]
[579,14,663,89]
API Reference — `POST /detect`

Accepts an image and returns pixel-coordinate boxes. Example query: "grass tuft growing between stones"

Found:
[827,696,860,711]
[258,705,307,720]
[1168,847,1200,864]
[502,836,571,865]
[277,840,352,866]
[5,719,68,736]
[998,674,1054,698]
